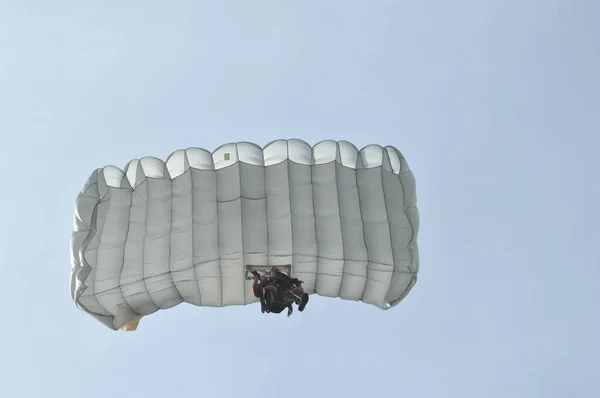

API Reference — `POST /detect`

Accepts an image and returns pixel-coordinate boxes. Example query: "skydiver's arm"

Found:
[252,276,262,298]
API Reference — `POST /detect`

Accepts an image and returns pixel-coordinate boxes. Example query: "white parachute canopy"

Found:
[70,139,420,330]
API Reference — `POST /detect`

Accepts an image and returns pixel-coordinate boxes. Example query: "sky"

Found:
[0,1,598,397]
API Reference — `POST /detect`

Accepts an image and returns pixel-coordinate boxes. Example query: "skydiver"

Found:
[251,268,309,316]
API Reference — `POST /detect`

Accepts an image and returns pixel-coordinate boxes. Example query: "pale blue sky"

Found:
[0,1,598,397]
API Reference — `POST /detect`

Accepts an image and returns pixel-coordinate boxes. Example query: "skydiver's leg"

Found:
[291,285,305,305]
[263,285,277,313]
[298,292,309,312]
[287,303,293,317]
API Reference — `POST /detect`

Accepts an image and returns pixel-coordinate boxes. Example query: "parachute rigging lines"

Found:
[70,139,420,330]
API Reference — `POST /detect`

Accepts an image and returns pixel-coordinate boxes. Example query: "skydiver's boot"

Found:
[298,293,309,312]
[287,304,293,317]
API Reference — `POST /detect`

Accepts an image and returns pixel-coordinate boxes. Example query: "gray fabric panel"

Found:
[265,162,293,267]
[143,178,182,310]
[70,230,87,298]
[191,169,220,307]
[382,168,414,304]
[356,167,394,307]
[170,169,201,306]
[94,188,137,327]
[336,162,368,301]
[312,162,344,297]
[216,164,244,306]
[288,161,318,292]
[240,163,268,303]
[70,173,102,317]
[79,195,111,317]
[122,180,159,316]
[70,140,420,330]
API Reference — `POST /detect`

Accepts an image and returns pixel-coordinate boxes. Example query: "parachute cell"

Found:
[70,139,420,330]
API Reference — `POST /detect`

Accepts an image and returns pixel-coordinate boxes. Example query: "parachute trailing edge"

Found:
[70,139,420,330]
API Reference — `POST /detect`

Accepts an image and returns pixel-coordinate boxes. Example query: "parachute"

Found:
[70,139,420,330]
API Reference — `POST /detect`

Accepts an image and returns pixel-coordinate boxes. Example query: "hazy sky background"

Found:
[0,1,598,397]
